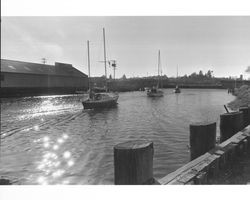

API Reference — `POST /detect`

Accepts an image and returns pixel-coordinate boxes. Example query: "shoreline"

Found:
[228,85,250,110]
[0,86,225,98]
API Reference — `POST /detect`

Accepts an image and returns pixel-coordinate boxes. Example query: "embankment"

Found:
[228,85,250,110]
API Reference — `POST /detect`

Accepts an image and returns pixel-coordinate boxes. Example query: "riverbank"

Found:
[0,85,224,98]
[107,78,223,92]
[228,85,250,110]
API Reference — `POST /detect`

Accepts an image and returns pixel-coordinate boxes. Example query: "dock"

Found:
[113,107,250,185]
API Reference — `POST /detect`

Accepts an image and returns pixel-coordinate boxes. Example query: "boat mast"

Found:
[177,65,179,78]
[161,68,163,89]
[176,65,179,88]
[158,50,161,88]
[87,40,91,97]
[103,28,108,92]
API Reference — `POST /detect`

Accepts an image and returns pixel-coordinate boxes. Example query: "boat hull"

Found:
[82,96,118,109]
[174,88,181,93]
[147,91,164,97]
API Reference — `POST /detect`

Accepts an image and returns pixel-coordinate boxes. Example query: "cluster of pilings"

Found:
[113,106,250,185]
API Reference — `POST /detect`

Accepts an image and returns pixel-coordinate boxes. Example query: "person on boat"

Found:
[95,93,102,100]
[151,86,157,93]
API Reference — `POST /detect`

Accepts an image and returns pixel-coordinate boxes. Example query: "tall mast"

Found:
[103,28,107,91]
[87,40,91,96]
[177,65,179,78]
[161,68,163,89]
[158,50,161,88]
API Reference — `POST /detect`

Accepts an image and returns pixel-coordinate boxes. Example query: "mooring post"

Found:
[114,140,154,185]
[239,107,250,128]
[0,178,12,185]
[190,122,216,160]
[220,111,244,143]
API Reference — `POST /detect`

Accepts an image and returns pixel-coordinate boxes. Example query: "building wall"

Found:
[1,72,88,88]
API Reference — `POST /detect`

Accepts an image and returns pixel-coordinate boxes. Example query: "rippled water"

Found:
[0,89,234,184]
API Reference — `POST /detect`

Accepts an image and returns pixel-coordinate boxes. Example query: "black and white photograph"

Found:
[1,0,250,199]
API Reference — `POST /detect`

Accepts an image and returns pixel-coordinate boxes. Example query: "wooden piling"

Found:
[190,122,216,161]
[220,111,244,143]
[0,178,12,185]
[114,140,154,185]
[239,107,250,128]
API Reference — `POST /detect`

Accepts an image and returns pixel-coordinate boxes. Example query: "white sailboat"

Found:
[82,29,119,109]
[174,65,181,93]
[147,50,164,97]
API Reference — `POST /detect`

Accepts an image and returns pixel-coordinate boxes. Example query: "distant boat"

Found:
[82,91,119,109]
[144,87,150,92]
[174,65,181,93]
[147,86,164,97]
[82,31,119,110]
[174,85,181,93]
[147,50,164,97]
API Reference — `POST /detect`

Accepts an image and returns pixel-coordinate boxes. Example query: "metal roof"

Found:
[1,59,87,78]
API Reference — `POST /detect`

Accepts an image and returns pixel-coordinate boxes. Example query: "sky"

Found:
[2,16,250,78]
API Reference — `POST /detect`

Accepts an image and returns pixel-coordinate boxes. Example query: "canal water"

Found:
[0,89,234,185]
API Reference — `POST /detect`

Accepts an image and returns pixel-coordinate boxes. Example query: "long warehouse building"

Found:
[0,59,88,97]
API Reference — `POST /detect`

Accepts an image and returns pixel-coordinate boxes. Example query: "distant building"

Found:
[1,59,88,97]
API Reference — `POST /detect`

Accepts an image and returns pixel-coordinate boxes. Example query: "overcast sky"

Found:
[2,16,250,78]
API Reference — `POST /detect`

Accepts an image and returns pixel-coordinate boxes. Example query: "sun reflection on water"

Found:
[53,144,59,150]
[43,136,50,142]
[17,98,60,120]
[57,138,64,144]
[43,142,50,148]
[52,169,65,178]
[62,180,69,185]
[36,133,73,184]
[63,151,71,159]
[34,125,39,131]
[62,134,68,139]
[37,176,48,185]
[67,160,74,167]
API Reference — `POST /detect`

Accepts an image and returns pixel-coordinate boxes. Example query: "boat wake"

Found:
[1,112,85,140]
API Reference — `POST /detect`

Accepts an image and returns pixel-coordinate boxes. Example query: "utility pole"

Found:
[109,60,117,80]
[177,65,179,78]
[99,59,117,80]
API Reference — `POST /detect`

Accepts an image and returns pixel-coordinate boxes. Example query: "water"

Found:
[0,89,234,185]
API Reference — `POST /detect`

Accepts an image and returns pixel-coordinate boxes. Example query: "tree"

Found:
[189,72,197,78]
[122,74,127,80]
[199,70,203,76]
[206,70,213,78]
